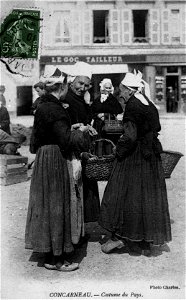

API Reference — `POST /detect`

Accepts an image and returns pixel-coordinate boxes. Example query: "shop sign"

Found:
[40,55,146,64]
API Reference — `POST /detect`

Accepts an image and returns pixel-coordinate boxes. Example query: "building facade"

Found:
[39,0,186,114]
[1,0,186,115]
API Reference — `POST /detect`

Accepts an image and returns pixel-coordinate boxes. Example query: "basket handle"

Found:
[92,138,116,157]
[94,138,115,148]
[106,113,117,122]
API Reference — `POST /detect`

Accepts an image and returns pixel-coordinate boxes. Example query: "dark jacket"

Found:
[0,105,11,134]
[116,95,163,160]
[65,88,92,125]
[30,94,72,155]
[0,94,6,106]
[64,89,100,222]
[31,96,46,114]
[92,93,123,115]
[92,93,123,139]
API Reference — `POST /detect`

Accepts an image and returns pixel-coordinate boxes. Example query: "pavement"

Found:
[10,113,186,128]
[1,116,186,300]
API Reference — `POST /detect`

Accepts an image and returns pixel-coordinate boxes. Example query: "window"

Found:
[155,77,164,102]
[132,10,149,43]
[181,67,186,75]
[171,9,180,43]
[54,11,71,44]
[93,10,109,43]
[156,66,163,76]
[167,66,178,73]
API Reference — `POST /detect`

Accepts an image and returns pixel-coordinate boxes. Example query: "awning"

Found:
[43,64,128,76]
[91,64,128,74]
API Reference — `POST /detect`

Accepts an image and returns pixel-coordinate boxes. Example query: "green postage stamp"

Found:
[0,9,40,59]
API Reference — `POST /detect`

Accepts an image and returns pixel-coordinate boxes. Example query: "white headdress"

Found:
[70,61,92,80]
[99,78,113,91]
[40,66,67,86]
[121,70,156,106]
[99,78,114,102]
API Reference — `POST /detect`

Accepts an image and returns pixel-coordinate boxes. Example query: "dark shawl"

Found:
[92,93,123,115]
[116,95,163,160]
[30,94,71,155]
[65,88,92,125]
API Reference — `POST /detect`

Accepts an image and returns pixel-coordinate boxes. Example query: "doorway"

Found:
[166,75,179,113]
[17,86,33,116]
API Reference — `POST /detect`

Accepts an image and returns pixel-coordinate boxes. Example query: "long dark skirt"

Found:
[25,145,74,256]
[99,145,172,245]
[82,172,100,223]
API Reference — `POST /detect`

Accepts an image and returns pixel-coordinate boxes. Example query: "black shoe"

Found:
[127,240,142,256]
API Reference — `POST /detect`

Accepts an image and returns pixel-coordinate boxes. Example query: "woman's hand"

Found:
[87,125,98,136]
[71,123,84,130]
[97,113,104,120]
[79,125,89,132]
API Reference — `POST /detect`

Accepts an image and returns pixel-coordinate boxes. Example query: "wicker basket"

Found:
[160,150,183,178]
[103,119,123,134]
[84,138,115,181]
[84,145,183,181]
[84,154,115,181]
[102,113,123,134]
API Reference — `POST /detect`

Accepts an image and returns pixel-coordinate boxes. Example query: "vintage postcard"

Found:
[0,0,185,299]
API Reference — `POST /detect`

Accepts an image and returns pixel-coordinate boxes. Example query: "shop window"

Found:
[171,10,180,43]
[155,76,164,102]
[167,66,178,73]
[181,67,186,75]
[156,66,163,76]
[54,11,71,44]
[132,10,149,43]
[181,77,186,103]
[93,10,109,43]
[17,86,32,116]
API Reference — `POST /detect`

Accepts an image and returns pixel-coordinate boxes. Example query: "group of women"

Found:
[25,62,172,272]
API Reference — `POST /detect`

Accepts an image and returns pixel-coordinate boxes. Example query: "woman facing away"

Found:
[25,69,88,271]
[99,72,172,256]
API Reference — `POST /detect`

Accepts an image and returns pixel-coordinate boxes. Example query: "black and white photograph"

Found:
[0,0,185,299]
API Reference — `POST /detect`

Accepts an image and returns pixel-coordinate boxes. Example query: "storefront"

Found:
[148,54,186,114]
[39,54,186,114]
[40,54,147,97]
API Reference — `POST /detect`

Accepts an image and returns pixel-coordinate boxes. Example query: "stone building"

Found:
[1,0,186,115]
[39,0,186,114]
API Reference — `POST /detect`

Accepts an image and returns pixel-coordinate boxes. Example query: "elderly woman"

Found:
[25,69,84,271]
[65,61,100,224]
[99,72,172,256]
[92,78,123,140]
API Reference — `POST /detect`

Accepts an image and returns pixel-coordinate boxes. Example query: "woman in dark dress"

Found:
[92,78,123,141]
[65,61,100,223]
[25,71,81,271]
[99,72,172,256]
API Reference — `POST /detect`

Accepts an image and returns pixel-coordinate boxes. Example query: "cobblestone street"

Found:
[1,115,186,300]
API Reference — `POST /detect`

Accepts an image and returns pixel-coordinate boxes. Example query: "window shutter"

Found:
[82,10,92,45]
[121,9,132,45]
[51,12,61,44]
[161,9,171,44]
[71,10,82,45]
[149,9,160,45]
[181,9,186,44]
[43,11,52,46]
[110,10,121,45]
